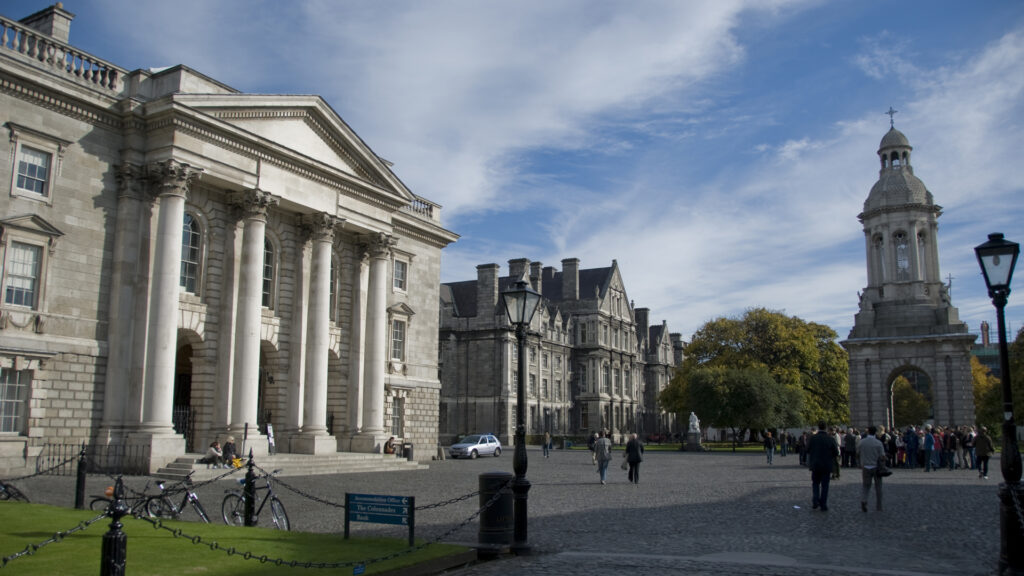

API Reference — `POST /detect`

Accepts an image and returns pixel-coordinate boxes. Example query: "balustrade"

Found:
[1,16,126,93]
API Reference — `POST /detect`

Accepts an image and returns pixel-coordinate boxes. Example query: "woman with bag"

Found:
[625,433,644,484]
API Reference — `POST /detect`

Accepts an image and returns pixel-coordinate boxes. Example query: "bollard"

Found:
[403,442,414,462]
[244,448,256,527]
[477,471,513,556]
[74,443,87,510]
[100,476,128,576]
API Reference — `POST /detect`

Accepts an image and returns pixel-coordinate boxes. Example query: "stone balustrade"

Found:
[401,197,440,223]
[1,15,126,93]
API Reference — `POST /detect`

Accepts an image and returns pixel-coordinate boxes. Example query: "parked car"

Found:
[449,434,502,459]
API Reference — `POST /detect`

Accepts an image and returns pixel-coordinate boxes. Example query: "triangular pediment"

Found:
[176,94,413,202]
[387,302,416,317]
[0,214,64,238]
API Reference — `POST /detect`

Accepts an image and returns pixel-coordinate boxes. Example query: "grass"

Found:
[0,502,469,575]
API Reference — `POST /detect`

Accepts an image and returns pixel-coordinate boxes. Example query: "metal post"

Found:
[993,292,1024,575]
[100,477,128,576]
[74,443,87,510]
[511,322,531,555]
[244,448,256,527]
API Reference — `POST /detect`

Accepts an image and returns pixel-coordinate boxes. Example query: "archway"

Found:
[173,344,195,451]
[887,367,933,431]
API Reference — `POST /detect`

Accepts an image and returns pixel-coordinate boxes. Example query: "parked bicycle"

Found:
[0,480,29,502]
[145,471,211,523]
[90,480,155,514]
[221,468,289,530]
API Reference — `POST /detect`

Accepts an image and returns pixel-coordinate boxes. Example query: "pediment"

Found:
[387,302,416,317]
[177,94,413,202]
[0,214,64,238]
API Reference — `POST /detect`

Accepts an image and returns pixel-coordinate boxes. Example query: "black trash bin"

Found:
[478,471,513,553]
[402,442,414,461]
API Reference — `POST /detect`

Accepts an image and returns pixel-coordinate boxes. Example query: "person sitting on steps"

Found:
[200,441,223,468]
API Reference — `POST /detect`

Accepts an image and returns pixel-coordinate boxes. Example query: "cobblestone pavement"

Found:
[8,447,1008,575]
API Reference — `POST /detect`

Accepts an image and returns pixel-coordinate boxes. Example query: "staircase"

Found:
[155,452,428,482]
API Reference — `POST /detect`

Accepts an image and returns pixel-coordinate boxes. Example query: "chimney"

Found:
[981,321,991,347]
[670,333,685,366]
[561,258,579,301]
[508,258,530,283]
[635,308,650,346]
[20,3,75,44]
[476,263,500,318]
[530,261,543,294]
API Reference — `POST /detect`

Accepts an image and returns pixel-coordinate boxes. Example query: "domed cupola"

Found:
[861,126,934,219]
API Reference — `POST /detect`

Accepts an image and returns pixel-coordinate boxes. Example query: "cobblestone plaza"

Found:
[15,447,1003,575]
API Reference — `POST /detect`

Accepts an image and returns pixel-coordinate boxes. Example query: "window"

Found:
[895,232,909,281]
[16,147,50,196]
[390,397,405,436]
[393,259,408,291]
[555,379,562,401]
[329,255,338,322]
[542,353,548,368]
[579,365,587,391]
[4,242,42,308]
[0,368,30,434]
[530,347,537,364]
[580,323,587,343]
[529,374,537,396]
[262,238,275,307]
[391,319,406,362]
[180,213,200,293]
[542,378,549,398]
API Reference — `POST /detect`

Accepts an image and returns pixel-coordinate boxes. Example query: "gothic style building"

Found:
[0,5,457,472]
[439,258,680,443]
[842,124,975,430]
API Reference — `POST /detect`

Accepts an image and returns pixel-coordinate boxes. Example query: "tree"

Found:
[972,355,1002,435]
[891,375,929,428]
[660,308,848,426]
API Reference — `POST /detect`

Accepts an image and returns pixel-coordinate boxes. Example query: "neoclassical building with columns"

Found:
[0,5,457,472]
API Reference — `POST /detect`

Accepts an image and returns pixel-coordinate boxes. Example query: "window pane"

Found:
[16,147,51,196]
[4,242,42,308]
[262,238,274,307]
[393,260,407,290]
[0,369,31,434]
[391,320,406,361]
[180,214,200,293]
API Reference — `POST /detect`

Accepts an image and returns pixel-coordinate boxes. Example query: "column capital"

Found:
[366,232,397,259]
[229,188,279,221]
[148,159,202,199]
[299,212,339,244]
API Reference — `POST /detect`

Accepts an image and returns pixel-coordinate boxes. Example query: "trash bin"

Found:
[402,442,414,461]
[478,471,513,551]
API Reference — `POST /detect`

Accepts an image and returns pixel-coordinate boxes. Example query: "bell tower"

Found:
[842,118,976,430]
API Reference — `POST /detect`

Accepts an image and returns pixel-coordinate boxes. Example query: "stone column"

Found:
[228,188,278,449]
[352,232,395,453]
[294,213,337,454]
[339,246,369,451]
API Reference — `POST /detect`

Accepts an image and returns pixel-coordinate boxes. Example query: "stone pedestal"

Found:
[291,434,337,455]
[685,431,702,452]
[350,432,387,454]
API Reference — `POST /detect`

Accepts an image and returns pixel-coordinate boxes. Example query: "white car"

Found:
[449,434,502,459]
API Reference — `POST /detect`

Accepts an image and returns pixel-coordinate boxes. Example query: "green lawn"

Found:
[0,502,469,575]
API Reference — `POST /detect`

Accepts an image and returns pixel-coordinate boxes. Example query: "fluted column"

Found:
[293,213,337,454]
[353,232,394,452]
[140,160,201,434]
[229,188,278,442]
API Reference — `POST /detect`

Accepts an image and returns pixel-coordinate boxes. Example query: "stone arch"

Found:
[883,363,934,430]
[173,328,204,451]
[257,338,284,438]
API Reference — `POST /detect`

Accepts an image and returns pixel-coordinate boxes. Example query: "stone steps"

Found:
[155,452,428,482]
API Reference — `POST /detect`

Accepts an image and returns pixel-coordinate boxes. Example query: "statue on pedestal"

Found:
[688,412,700,433]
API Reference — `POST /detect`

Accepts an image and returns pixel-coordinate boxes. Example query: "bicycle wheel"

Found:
[89,497,111,512]
[269,496,290,531]
[191,497,211,523]
[146,497,177,519]
[221,493,245,526]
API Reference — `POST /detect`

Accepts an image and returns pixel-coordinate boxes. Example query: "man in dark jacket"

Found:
[808,420,839,511]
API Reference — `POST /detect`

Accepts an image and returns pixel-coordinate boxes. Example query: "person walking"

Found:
[543,432,551,458]
[975,426,995,480]
[594,431,613,485]
[779,431,788,457]
[857,425,886,512]
[808,421,839,511]
[923,425,936,472]
[625,433,644,484]
[588,431,598,465]
[763,432,776,465]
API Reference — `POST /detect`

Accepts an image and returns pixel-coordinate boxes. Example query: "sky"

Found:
[7,0,1023,341]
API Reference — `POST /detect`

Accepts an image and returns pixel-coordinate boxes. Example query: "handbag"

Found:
[620,458,629,470]
[876,455,892,477]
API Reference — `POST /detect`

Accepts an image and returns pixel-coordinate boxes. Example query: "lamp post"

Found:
[975,232,1022,575]
[502,279,541,555]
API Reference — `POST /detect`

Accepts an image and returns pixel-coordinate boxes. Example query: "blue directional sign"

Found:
[345,493,416,546]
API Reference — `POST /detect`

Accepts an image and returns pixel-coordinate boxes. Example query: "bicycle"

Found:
[0,480,29,502]
[145,471,211,523]
[221,468,290,530]
[89,480,155,514]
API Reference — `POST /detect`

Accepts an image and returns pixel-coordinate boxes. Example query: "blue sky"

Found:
[7,0,1023,341]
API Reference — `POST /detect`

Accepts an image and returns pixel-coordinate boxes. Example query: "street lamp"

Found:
[974,232,1022,576]
[502,279,542,555]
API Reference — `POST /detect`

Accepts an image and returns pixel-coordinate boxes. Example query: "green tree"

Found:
[660,307,848,426]
[972,355,1002,435]
[891,375,929,428]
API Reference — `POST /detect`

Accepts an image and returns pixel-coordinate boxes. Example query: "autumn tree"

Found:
[972,355,1002,435]
[659,307,848,427]
[891,375,929,428]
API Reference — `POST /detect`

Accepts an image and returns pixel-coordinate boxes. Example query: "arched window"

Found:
[894,232,909,281]
[180,213,201,293]
[891,152,901,167]
[262,237,275,308]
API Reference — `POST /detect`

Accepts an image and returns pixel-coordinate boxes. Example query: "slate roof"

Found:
[443,265,614,318]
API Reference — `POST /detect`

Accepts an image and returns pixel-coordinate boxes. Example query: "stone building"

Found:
[0,5,457,472]
[439,258,680,443]
[842,124,975,430]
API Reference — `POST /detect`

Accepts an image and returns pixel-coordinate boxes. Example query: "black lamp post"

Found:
[502,279,541,555]
[974,232,1022,575]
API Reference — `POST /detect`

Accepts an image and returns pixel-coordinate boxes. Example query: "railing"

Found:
[35,443,151,476]
[401,197,439,222]
[0,15,127,93]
